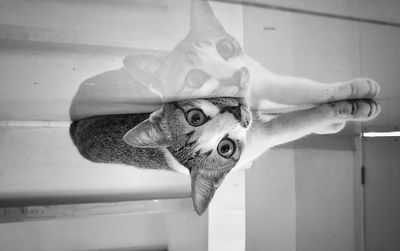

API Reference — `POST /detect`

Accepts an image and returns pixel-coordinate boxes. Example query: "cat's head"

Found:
[123,0,249,101]
[123,97,251,215]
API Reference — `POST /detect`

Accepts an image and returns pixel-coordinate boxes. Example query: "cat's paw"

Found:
[325,99,381,121]
[339,78,380,99]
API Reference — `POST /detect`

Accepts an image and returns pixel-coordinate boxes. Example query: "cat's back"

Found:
[70,114,170,170]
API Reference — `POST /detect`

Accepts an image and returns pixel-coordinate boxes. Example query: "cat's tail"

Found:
[69,121,79,146]
[69,120,101,163]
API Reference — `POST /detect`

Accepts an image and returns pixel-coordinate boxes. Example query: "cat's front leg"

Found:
[314,99,382,132]
[319,99,380,123]
[240,99,380,164]
[268,99,380,143]
[253,75,380,108]
[246,55,380,107]
[335,78,380,101]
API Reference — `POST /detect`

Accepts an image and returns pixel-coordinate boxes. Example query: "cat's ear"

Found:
[123,108,171,148]
[190,0,225,34]
[123,55,164,84]
[190,171,227,215]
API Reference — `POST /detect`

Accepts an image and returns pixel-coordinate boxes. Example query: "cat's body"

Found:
[70,114,170,170]
[69,0,381,215]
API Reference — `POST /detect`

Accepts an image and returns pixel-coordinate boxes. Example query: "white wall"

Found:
[0,210,209,251]
[363,139,400,251]
[295,149,355,251]
[242,2,358,250]
[0,126,191,204]
[245,149,296,251]
[0,214,169,251]
[243,0,400,250]
[245,147,356,251]
[209,170,246,251]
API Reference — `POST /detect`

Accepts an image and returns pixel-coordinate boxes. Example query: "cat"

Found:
[70,95,380,215]
[69,0,381,215]
[70,97,251,215]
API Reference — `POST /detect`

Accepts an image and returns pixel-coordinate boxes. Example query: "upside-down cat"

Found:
[70,0,380,215]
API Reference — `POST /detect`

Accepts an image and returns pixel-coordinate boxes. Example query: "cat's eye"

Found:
[186,109,207,127]
[217,39,236,60]
[217,138,236,158]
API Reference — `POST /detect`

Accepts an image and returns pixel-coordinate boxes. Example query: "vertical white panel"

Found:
[246,149,296,251]
[364,139,400,251]
[209,171,246,251]
[295,149,355,251]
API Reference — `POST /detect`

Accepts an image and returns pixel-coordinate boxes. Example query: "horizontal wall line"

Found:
[0,197,193,223]
[0,121,71,127]
[212,0,400,28]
